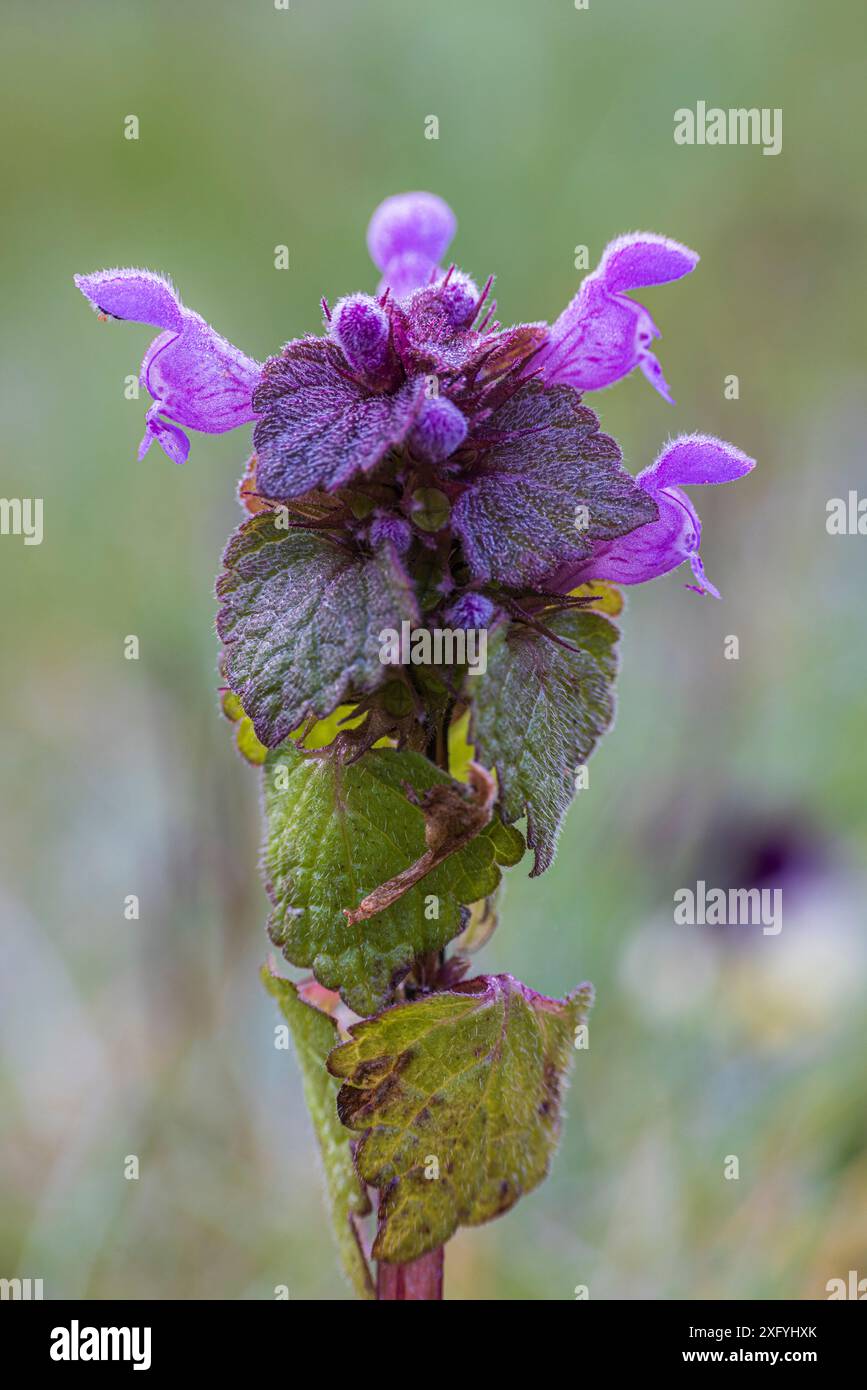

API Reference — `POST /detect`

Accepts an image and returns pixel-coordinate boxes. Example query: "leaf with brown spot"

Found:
[327,973,593,1263]
[263,743,524,1016]
[343,762,496,925]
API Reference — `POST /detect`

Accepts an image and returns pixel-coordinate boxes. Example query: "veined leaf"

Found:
[328,973,593,1263]
[216,518,418,748]
[252,336,425,499]
[473,610,618,875]
[264,745,524,1016]
[450,382,657,589]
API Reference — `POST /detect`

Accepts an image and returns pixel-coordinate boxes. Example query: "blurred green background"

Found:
[1,0,865,1300]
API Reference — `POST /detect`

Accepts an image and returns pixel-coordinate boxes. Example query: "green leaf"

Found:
[264,745,524,1016]
[261,967,374,1300]
[221,687,268,765]
[292,703,367,750]
[447,707,474,783]
[216,518,419,748]
[328,973,593,1263]
[473,610,618,875]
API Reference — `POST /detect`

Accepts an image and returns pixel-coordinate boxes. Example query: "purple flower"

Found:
[369,514,412,553]
[533,233,699,402]
[363,197,697,401]
[74,268,261,463]
[437,271,481,328]
[548,434,755,598]
[76,194,753,607]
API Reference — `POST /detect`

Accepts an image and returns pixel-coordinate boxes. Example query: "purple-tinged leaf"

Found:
[216,517,419,748]
[252,337,425,500]
[451,382,657,588]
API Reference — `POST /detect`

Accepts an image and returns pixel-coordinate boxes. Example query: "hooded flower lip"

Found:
[548,434,755,598]
[74,268,261,463]
[534,233,700,403]
[367,191,457,299]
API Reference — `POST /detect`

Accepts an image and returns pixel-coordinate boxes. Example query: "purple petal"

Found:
[597,233,699,293]
[639,350,674,403]
[640,433,756,488]
[408,395,467,463]
[375,252,439,300]
[688,550,721,599]
[368,193,457,300]
[140,315,260,435]
[138,406,190,465]
[438,271,480,328]
[76,267,262,446]
[367,192,456,272]
[369,514,412,553]
[559,486,700,590]
[557,434,754,596]
[537,231,699,399]
[74,268,183,331]
[538,280,655,395]
[443,592,497,630]
[329,293,397,389]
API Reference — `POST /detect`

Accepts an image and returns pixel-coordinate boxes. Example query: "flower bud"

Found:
[330,293,395,388]
[444,593,496,630]
[370,514,412,553]
[408,396,467,463]
[439,271,479,328]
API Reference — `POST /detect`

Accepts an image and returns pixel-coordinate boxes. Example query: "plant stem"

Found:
[376,1247,444,1300]
[374,696,452,1302]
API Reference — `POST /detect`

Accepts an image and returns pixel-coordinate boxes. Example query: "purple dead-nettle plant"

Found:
[76,191,754,1300]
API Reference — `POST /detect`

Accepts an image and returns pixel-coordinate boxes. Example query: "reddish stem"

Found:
[374,714,451,1304]
[376,1248,444,1300]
